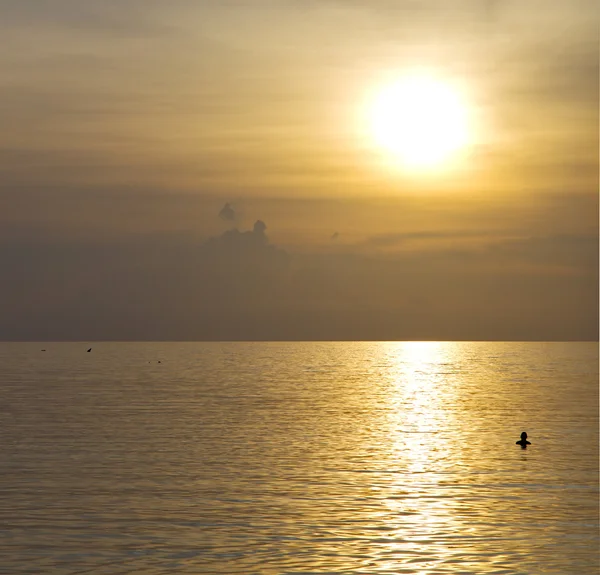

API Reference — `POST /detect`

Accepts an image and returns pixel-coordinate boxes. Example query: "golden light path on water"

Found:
[374,342,466,572]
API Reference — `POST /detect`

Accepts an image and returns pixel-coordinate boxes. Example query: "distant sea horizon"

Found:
[3,338,598,342]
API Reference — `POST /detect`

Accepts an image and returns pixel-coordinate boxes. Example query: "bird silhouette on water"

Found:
[516,431,531,448]
[87,348,92,352]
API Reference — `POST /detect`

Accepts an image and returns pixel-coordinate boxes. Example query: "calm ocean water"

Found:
[0,342,598,574]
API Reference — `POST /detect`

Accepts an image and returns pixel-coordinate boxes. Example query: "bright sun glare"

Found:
[368,71,471,172]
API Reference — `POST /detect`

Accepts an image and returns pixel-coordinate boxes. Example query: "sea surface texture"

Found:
[1,341,598,574]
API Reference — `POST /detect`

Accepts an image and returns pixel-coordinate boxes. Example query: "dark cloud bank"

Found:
[1,208,597,341]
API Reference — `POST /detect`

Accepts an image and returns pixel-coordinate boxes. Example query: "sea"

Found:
[0,341,598,574]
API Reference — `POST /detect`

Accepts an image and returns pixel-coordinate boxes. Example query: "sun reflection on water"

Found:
[378,342,469,571]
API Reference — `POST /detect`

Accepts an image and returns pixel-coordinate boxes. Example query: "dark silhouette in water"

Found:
[516,431,531,448]
[87,348,92,352]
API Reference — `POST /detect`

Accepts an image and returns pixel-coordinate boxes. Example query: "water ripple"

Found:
[0,341,598,574]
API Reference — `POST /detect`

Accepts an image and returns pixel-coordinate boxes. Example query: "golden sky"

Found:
[2,0,597,193]
[1,1,598,340]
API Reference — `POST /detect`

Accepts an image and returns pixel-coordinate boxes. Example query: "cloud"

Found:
[0,225,596,340]
[0,189,596,341]
[253,219,267,236]
[486,234,599,273]
[204,219,272,252]
[199,220,289,306]
[218,202,236,222]
[362,230,488,248]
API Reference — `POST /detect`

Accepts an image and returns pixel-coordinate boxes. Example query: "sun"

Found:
[367,71,471,172]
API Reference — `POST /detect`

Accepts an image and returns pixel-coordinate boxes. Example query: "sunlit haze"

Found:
[0,0,597,341]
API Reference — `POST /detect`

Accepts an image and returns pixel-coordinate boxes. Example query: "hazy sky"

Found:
[1,0,598,340]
